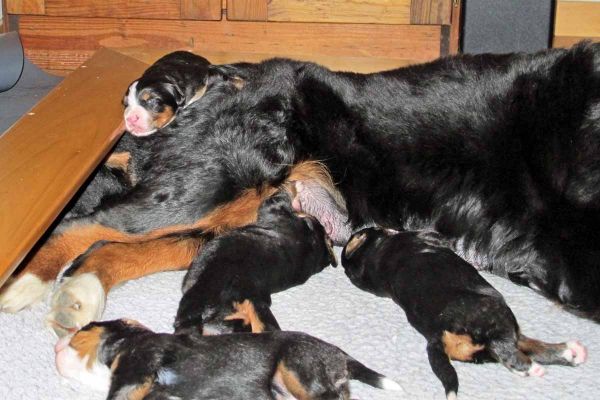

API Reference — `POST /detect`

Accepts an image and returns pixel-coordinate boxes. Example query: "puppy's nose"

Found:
[126,114,140,124]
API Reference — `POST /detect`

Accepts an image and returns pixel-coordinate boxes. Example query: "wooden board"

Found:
[410,0,452,25]
[6,0,44,14]
[0,48,148,286]
[227,0,267,21]
[181,0,222,20]
[554,0,600,37]
[19,16,446,73]
[118,47,418,73]
[45,0,181,19]
[245,0,412,25]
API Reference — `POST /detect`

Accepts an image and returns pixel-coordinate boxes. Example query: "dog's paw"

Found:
[562,341,587,366]
[47,273,106,337]
[0,273,51,312]
[527,362,546,377]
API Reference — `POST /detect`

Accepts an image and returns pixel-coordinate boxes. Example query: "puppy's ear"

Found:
[343,232,368,259]
[165,82,186,107]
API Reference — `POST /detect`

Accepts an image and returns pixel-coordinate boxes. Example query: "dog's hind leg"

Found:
[517,335,587,366]
[427,341,459,400]
[489,339,545,377]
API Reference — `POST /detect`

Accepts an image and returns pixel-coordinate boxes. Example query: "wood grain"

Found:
[449,0,461,53]
[0,48,148,286]
[6,0,44,14]
[227,0,267,21]
[181,0,222,20]
[266,0,411,24]
[117,47,418,73]
[410,0,452,25]
[19,16,445,73]
[554,1,600,38]
[45,0,181,19]
[553,35,600,48]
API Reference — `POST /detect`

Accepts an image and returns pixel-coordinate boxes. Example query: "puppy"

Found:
[174,189,337,335]
[123,51,211,136]
[55,319,403,399]
[342,227,587,399]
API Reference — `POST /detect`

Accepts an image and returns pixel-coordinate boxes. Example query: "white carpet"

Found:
[0,248,598,400]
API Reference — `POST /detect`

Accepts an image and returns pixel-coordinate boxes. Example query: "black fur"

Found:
[174,191,336,335]
[72,319,398,400]
[65,43,600,319]
[342,227,585,397]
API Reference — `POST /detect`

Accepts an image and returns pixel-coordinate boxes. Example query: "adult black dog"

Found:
[2,43,599,333]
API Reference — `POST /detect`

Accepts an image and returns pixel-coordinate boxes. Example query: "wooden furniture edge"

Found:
[0,48,149,286]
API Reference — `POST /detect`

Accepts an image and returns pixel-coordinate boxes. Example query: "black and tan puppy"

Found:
[342,227,587,399]
[174,189,337,335]
[123,51,211,136]
[55,319,403,399]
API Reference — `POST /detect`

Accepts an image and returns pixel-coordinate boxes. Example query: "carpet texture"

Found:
[0,248,597,399]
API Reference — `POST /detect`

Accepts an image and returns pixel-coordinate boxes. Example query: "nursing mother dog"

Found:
[2,43,600,332]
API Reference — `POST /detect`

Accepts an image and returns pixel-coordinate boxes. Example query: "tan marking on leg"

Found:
[442,331,485,361]
[70,326,104,369]
[15,224,130,282]
[224,300,266,333]
[105,152,131,174]
[128,378,153,400]
[77,235,205,291]
[274,361,311,400]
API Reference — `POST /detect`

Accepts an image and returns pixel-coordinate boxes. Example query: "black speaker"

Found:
[462,0,554,54]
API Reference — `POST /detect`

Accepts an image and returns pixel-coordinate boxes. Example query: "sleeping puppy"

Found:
[123,51,252,136]
[174,189,337,335]
[342,227,587,399]
[55,319,403,399]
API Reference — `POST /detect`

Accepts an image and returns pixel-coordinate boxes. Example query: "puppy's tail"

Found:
[346,358,404,392]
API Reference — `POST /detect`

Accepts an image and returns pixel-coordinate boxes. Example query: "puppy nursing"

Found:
[174,189,337,335]
[342,227,587,399]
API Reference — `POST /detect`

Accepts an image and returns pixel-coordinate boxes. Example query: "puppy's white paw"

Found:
[0,273,51,312]
[47,273,106,337]
[527,362,545,377]
[446,391,458,400]
[563,341,587,365]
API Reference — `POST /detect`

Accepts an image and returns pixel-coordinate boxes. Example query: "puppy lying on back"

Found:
[342,227,587,399]
[174,189,337,335]
[55,319,403,399]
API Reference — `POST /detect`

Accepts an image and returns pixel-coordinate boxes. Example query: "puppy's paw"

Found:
[0,273,51,312]
[527,362,545,377]
[562,341,587,366]
[47,273,106,337]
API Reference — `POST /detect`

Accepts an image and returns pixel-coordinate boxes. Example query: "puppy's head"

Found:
[342,227,396,294]
[123,51,211,136]
[258,191,338,269]
[55,319,150,390]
